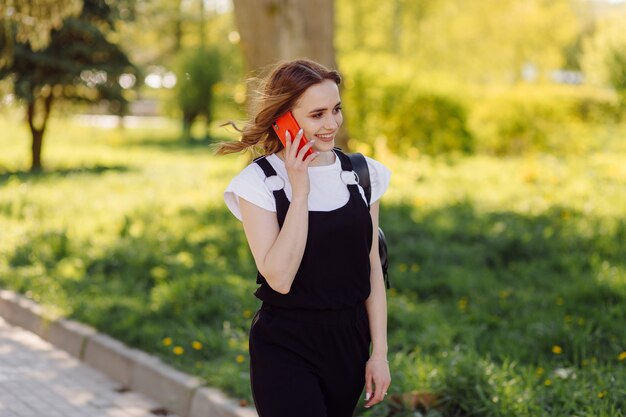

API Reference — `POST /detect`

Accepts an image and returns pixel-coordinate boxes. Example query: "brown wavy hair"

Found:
[215,59,341,156]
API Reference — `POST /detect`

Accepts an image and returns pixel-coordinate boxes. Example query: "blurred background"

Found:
[1,1,625,416]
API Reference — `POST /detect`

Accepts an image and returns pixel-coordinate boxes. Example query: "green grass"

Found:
[1,112,625,416]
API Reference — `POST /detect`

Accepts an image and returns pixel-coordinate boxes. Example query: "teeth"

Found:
[317,134,333,138]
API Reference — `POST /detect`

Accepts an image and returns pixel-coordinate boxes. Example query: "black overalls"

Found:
[249,150,374,417]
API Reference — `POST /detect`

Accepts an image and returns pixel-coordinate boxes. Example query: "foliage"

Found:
[340,52,622,157]
[469,85,622,155]
[581,10,626,107]
[0,0,82,58]
[173,47,222,140]
[341,55,473,156]
[1,118,626,416]
[336,0,578,84]
[0,0,137,171]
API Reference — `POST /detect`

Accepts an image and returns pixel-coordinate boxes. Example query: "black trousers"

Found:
[249,302,371,417]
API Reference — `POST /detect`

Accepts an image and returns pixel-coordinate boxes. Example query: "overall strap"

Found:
[333,148,368,203]
[254,156,290,227]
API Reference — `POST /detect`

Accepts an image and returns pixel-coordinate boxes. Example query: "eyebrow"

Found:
[307,101,342,114]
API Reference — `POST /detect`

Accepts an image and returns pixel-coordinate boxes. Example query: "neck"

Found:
[310,150,335,166]
[277,150,335,166]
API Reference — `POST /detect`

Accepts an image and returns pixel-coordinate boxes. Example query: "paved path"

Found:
[0,317,180,417]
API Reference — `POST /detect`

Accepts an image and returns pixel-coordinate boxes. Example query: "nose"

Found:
[324,114,340,130]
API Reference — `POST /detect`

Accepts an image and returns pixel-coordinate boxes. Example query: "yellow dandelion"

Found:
[577,318,586,326]
[581,359,589,367]
[243,309,252,319]
[173,346,184,355]
[564,315,573,323]
[399,264,408,272]
[536,367,544,376]
[236,354,245,363]
[192,341,203,350]
[389,288,398,297]
[618,352,626,361]
[598,390,607,399]
[162,337,173,346]
[410,264,420,273]
[552,345,563,355]
[458,297,469,312]
[556,297,564,306]
[544,379,552,386]
[521,168,537,184]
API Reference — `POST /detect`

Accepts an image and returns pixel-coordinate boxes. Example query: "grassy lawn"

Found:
[1,113,625,416]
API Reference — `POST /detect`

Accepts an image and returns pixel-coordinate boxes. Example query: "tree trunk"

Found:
[27,94,53,172]
[31,129,44,172]
[173,0,183,53]
[182,112,195,141]
[232,0,348,149]
[198,0,206,49]
[232,0,336,71]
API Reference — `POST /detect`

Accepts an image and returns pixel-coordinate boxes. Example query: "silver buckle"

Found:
[264,175,286,191]
[340,170,359,185]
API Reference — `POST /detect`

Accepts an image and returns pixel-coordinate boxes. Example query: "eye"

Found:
[333,106,342,114]
[311,113,323,119]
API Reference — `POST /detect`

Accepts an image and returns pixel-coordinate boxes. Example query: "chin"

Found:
[315,140,335,152]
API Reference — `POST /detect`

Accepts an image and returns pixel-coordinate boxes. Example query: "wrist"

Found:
[290,194,308,204]
[371,346,388,358]
[369,352,388,360]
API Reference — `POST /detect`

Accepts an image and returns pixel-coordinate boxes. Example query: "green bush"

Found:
[469,85,621,155]
[342,55,622,156]
[380,87,473,155]
[342,56,473,156]
[173,47,222,140]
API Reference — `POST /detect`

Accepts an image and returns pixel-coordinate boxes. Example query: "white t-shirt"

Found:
[224,153,391,221]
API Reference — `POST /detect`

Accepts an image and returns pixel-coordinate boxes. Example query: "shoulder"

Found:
[364,156,391,203]
[223,156,281,221]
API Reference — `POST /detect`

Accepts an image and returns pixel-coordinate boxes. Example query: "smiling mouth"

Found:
[316,133,335,141]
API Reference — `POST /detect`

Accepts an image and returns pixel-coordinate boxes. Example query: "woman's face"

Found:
[291,79,343,154]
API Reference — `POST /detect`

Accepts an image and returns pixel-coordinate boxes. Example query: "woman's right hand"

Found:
[283,129,318,199]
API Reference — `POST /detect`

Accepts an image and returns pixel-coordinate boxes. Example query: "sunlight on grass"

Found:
[1,114,625,416]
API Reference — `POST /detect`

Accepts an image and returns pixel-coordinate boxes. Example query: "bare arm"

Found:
[239,130,318,294]
[364,200,392,408]
[240,195,308,294]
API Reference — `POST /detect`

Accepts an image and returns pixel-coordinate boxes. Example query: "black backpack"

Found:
[345,152,390,289]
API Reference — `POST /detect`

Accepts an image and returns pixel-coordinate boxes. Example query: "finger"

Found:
[373,382,385,403]
[364,374,373,407]
[284,130,292,154]
[297,139,316,161]
[290,128,304,158]
[302,149,319,165]
[366,382,382,406]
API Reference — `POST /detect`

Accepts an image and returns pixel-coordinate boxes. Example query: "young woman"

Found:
[219,59,391,417]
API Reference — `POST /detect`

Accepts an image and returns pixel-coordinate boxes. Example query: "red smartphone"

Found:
[272,111,314,158]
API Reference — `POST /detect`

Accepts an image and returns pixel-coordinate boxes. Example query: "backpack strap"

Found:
[253,156,290,227]
[334,149,390,289]
[332,148,365,201]
[346,152,372,207]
